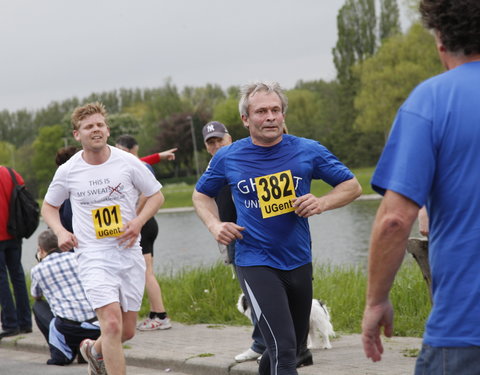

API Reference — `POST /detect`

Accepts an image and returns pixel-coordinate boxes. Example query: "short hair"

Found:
[420,0,480,55]
[55,146,79,166]
[71,102,108,130]
[115,135,138,151]
[37,229,59,254]
[238,81,288,118]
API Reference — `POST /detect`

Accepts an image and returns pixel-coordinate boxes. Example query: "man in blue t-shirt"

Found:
[193,81,361,375]
[361,1,480,374]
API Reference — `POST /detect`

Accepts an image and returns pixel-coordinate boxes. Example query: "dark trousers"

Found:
[0,239,32,330]
[237,263,312,375]
[33,300,100,365]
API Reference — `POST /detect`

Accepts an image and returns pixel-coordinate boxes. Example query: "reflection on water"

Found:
[22,199,421,276]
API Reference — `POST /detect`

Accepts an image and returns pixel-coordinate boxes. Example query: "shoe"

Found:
[0,329,20,339]
[235,348,262,362]
[79,339,106,375]
[137,317,172,331]
[296,348,313,368]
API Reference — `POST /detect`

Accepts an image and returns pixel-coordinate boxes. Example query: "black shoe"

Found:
[296,348,313,368]
[0,329,20,339]
[19,327,32,333]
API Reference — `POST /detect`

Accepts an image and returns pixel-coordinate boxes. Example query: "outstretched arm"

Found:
[140,148,178,165]
[192,189,244,245]
[361,190,419,362]
[292,177,362,218]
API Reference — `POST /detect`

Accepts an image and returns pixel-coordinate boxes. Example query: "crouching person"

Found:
[31,229,100,365]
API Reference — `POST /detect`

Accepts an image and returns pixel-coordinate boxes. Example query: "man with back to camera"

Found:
[361,1,480,374]
[201,120,267,363]
[193,81,361,375]
[41,102,164,375]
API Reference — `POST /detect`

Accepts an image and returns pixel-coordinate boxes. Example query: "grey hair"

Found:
[238,81,288,118]
[38,229,59,254]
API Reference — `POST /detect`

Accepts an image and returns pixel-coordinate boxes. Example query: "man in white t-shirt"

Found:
[42,102,164,375]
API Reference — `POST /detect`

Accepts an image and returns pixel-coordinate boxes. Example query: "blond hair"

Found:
[71,102,108,130]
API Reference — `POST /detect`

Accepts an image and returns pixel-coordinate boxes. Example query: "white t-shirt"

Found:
[44,146,162,252]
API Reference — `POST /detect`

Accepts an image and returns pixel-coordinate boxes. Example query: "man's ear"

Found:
[241,114,249,129]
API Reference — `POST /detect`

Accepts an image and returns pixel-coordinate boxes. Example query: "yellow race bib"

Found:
[255,170,297,219]
[91,204,123,239]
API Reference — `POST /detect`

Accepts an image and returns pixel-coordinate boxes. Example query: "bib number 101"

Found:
[92,205,123,239]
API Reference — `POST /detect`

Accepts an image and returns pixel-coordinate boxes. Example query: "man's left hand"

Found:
[117,218,143,248]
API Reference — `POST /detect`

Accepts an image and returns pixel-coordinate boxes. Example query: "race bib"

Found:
[255,170,297,219]
[91,204,123,239]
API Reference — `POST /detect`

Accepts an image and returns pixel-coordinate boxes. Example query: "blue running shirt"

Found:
[196,134,354,270]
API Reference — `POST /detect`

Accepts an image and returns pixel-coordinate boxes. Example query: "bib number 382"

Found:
[255,170,297,219]
[92,205,123,239]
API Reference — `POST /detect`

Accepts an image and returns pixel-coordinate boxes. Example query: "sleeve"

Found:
[140,153,160,165]
[195,147,228,198]
[311,142,354,186]
[30,269,42,298]
[44,165,70,207]
[129,156,162,197]
[371,107,435,207]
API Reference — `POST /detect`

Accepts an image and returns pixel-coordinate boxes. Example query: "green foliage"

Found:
[212,97,248,141]
[107,113,141,143]
[354,23,444,138]
[284,89,323,139]
[379,0,401,41]
[0,141,15,166]
[32,125,65,197]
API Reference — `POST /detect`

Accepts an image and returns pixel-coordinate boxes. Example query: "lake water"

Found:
[21,198,421,276]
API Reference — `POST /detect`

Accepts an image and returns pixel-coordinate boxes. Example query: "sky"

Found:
[0,0,409,113]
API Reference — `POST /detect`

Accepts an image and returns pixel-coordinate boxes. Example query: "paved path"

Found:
[0,321,421,374]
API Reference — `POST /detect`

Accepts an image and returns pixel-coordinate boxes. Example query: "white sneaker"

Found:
[137,317,172,331]
[235,348,262,362]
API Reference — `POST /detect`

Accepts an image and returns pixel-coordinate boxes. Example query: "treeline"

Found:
[0,0,442,199]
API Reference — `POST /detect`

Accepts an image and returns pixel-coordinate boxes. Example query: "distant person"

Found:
[193,81,361,374]
[0,166,32,339]
[31,229,100,366]
[42,102,164,375]
[115,135,172,331]
[201,121,266,363]
[361,1,480,374]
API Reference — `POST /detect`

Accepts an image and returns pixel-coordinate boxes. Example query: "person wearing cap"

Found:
[193,81,361,375]
[202,121,266,363]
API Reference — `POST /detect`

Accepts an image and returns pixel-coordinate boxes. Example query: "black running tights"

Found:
[236,263,312,375]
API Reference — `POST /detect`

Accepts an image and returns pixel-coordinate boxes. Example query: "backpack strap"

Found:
[6,167,20,186]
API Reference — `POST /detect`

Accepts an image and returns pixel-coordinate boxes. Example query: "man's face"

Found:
[241,91,285,147]
[73,113,110,152]
[205,134,231,156]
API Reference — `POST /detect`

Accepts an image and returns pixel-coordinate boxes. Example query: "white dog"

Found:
[236,293,335,350]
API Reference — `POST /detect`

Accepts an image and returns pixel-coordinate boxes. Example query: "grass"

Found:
[137,259,430,337]
[161,167,376,209]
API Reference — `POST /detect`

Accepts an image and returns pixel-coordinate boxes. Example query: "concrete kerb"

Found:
[0,321,423,375]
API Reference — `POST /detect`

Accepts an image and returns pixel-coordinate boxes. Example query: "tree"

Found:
[107,113,142,143]
[380,0,401,41]
[32,125,65,197]
[0,141,15,167]
[212,97,247,142]
[354,23,444,139]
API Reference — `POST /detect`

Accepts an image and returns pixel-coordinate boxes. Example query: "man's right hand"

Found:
[211,222,245,245]
[57,230,78,251]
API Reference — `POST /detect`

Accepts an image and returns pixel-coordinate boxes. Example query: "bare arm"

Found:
[41,201,78,251]
[192,189,244,245]
[118,190,164,248]
[418,206,429,237]
[158,148,177,161]
[292,177,362,218]
[361,190,419,362]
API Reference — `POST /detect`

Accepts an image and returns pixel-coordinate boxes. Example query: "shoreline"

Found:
[157,193,382,214]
